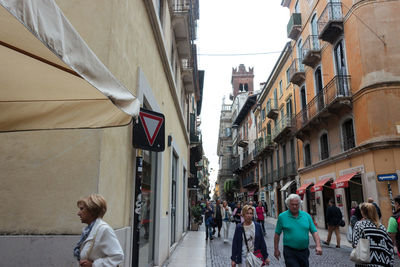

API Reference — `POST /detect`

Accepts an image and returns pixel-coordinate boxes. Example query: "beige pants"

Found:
[326,225,340,246]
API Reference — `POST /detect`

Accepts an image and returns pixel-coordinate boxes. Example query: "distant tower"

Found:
[231,64,254,99]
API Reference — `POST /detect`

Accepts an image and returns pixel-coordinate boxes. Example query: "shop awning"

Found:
[280,180,295,191]
[296,182,313,195]
[0,0,140,132]
[248,189,257,196]
[331,172,358,189]
[311,178,332,192]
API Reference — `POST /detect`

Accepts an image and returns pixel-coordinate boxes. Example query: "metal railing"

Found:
[317,2,343,37]
[301,35,320,59]
[287,13,302,38]
[232,156,241,172]
[284,161,297,176]
[272,114,294,140]
[294,75,351,131]
[242,174,256,187]
[288,58,305,81]
[254,135,273,156]
[266,99,278,115]
[242,152,254,167]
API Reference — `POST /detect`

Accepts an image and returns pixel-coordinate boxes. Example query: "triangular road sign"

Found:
[139,111,164,146]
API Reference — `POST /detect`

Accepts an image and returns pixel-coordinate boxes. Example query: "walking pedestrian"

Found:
[248,201,256,221]
[387,194,400,258]
[222,200,232,243]
[274,194,322,267]
[367,197,382,219]
[352,202,394,266]
[350,201,358,217]
[256,201,266,236]
[74,194,124,266]
[233,202,243,225]
[323,199,343,248]
[231,205,270,266]
[214,199,223,237]
[205,201,214,240]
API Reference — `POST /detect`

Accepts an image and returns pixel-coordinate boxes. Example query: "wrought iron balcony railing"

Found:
[294,75,351,133]
[254,135,274,157]
[301,35,321,67]
[317,2,344,43]
[272,114,294,141]
[287,13,302,40]
[288,58,305,86]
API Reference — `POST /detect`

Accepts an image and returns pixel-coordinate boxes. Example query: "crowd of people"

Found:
[198,194,400,267]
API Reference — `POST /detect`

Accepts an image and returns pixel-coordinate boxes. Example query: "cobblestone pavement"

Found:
[206,220,400,267]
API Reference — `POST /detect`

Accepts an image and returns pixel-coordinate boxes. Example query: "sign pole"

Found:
[388,181,395,213]
[132,153,143,267]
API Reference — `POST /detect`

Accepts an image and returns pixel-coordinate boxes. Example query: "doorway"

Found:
[345,175,364,219]
[322,181,335,229]
[170,153,178,246]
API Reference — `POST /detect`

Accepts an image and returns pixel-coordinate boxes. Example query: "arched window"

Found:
[314,67,324,111]
[239,83,244,91]
[304,143,311,166]
[342,119,355,151]
[244,83,249,92]
[320,133,329,160]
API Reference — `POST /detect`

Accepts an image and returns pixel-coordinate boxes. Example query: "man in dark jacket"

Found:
[324,199,342,248]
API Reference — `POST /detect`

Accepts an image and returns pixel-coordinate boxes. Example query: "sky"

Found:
[196,0,290,194]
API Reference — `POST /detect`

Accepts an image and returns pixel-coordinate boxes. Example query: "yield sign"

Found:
[133,108,165,152]
[139,111,163,146]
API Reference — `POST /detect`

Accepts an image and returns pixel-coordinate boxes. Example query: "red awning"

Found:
[311,178,332,192]
[248,189,257,196]
[296,182,313,195]
[332,172,358,189]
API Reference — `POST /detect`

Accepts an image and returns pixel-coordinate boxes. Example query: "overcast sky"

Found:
[196,0,290,194]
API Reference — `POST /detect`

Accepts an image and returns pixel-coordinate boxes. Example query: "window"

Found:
[342,119,355,151]
[244,83,249,91]
[294,0,300,13]
[225,127,232,137]
[273,89,278,108]
[320,133,329,160]
[304,143,311,166]
[276,148,280,177]
[261,108,266,121]
[315,67,324,111]
[286,97,293,117]
[286,68,291,85]
[290,139,295,162]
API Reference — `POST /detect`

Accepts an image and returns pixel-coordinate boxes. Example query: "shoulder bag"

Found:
[242,226,264,267]
[350,234,370,264]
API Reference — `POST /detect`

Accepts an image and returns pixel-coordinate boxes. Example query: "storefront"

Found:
[311,178,334,229]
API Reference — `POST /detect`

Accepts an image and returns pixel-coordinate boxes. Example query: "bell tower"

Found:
[231,64,254,100]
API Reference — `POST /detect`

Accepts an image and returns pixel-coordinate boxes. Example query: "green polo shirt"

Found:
[275,210,317,250]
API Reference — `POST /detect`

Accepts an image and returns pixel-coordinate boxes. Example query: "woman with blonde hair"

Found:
[231,205,270,266]
[74,194,124,266]
[352,203,394,266]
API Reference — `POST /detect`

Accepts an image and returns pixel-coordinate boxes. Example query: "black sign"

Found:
[133,108,165,151]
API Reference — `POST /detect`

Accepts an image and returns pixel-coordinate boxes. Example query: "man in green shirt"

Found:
[388,194,400,258]
[274,194,322,267]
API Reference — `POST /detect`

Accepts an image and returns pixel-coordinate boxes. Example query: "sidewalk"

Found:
[164,226,206,267]
[265,217,352,248]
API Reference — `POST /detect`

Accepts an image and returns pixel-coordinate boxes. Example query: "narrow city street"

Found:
[205,219,400,267]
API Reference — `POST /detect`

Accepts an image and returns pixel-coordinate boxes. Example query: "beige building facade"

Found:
[0,0,203,266]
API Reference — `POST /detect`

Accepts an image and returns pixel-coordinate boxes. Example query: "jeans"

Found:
[205,217,213,239]
[283,246,310,267]
[257,219,265,234]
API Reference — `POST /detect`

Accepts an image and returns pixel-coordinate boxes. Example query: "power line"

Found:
[198,51,283,56]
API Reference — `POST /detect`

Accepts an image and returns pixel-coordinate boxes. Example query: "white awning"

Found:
[280,180,295,192]
[0,0,140,131]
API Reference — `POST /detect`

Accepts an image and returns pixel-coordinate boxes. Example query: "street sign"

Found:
[133,108,165,152]
[377,173,398,181]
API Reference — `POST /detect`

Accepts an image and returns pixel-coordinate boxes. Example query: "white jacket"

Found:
[80,218,124,267]
[221,206,232,221]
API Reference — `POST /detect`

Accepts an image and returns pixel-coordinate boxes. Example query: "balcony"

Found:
[288,58,305,86]
[218,169,233,177]
[281,0,291,8]
[190,113,201,144]
[254,135,275,158]
[242,174,257,187]
[242,152,256,169]
[172,1,195,56]
[181,58,194,93]
[317,2,344,44]
[238,133,249,147]
[301,35,321,67]
[267,100,279,119]
[272,114,294,142]
[266,172,272,185]
[232,156,241,174]
[284,161,297,177]
[272,169,279,182]
[294,75,352,140]
[287,13,302,40]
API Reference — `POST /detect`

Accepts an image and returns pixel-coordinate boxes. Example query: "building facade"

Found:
[0,0,203,266]
[281,0,400,230]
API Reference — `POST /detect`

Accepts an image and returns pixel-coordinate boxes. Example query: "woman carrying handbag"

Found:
[231,205,270,266]
[352,203,394,266]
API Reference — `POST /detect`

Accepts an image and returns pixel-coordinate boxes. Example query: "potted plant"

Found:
[190,204,203,231]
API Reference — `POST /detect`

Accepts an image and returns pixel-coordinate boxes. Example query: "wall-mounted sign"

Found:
[133,108,165,152]
[377,173,398,182]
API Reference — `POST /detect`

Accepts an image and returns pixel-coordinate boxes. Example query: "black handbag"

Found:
[340,219,345,227]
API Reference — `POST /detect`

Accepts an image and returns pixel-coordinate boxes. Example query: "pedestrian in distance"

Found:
[204,201,214,240]
[233,202,243,225]
[352,202,394,266]
[350,201,358,217]
[323,199,343,248]
[74,194,124,267]
[387,194,400,258]
[231,205,270,266]
[367,197,382,219]
[222,200,233,243]
[214,199,223,237]
[256,201,266,236]
[274,194,322,267]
